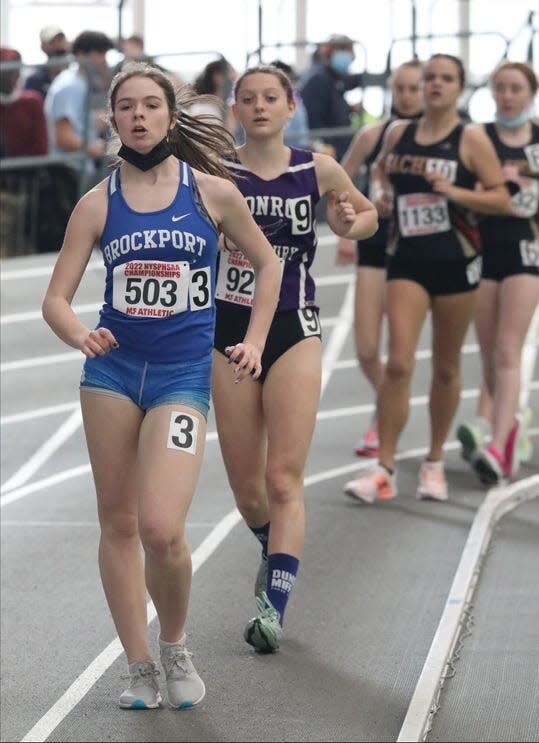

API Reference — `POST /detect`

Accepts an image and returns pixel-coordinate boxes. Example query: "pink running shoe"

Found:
[344,464,397,504]
[504,416,522,478]
[472,443,506,486]
[355,426,380,458]
[416,460,448,501]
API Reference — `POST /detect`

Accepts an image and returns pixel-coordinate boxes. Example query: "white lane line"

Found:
[1,402,79,426]
[397,476,539,743]
[397,305,539,743]
[1,303,101,325]
[0,430,220,507]
[0,410,83,495]
[321,280,355,393]
[0,258,104,281]
[1,351,81,372]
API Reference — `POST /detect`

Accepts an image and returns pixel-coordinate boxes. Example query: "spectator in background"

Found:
[41,31,113,253]
[112,34,159,74]
[270,60,310,148]
[24,25,69,99]
[189,57,237,133]
[0,47,47,157]
[299,34,363,160]
[0,46,48,257]
[45,30,113,174]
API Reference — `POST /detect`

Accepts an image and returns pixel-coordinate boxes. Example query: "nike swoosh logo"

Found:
[171,213,191,222]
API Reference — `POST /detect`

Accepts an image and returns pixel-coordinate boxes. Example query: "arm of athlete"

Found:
[41,182,118,358]
[336,123,383,264]
[314,152,378,241]
[425,124,511,215]
[198,174,281,381]
[369,119,408,218]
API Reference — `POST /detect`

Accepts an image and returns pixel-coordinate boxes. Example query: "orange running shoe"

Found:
[344,464,397,504]
[416,460,448,501]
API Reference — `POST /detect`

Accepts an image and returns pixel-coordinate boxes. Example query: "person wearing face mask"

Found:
[457,61,538,486]
[24,25,69,100]
[299,34,363,160]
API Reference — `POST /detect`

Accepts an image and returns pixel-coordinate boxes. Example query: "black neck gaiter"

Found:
[118,137,173,171]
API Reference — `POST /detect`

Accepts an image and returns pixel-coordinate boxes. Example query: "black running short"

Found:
[387,255,482,295]
[214,301,321,382]
[356,241,387,269]
[481,241,539,282]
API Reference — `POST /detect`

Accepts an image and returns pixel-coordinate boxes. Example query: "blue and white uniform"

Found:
[81,160,218,415]
[214,147,322,381]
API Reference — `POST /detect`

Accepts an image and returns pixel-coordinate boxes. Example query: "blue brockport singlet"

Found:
[98,160,218,362]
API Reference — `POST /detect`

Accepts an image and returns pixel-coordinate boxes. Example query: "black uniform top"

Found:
[386,121,479,262]
[358,118,394,249]
[479,121,539,247]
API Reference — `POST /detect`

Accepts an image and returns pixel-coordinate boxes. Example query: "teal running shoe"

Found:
[456,419,488,462]
[244,592,282,653]
[254,554,268,601]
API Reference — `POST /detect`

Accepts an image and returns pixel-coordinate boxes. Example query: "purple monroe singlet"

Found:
[98,160,218,362]
[216,147,321,312]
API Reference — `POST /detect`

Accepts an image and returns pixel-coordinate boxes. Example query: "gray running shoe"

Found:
[244,592,282,653]
[254,554,268,601]
[119,660,161,709]
[159,640,206,709]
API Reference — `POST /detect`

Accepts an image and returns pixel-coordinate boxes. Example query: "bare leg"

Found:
[489,275,539,451]
[354,266,386,393]
[262,338,322,558]
[377,280,430,470]
[80,390,150,663]
[428,290,477,460]
[137,404,206,643]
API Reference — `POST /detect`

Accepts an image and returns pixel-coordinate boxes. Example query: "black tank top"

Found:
[386,121,479,261]
[359,118,394,249]
[479,122,539,247]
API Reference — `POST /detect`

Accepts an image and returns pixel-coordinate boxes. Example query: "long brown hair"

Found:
[107,62,235,180]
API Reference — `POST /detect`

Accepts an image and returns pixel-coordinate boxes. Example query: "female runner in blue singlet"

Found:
[212,65,378,653]
[42,63,281,709]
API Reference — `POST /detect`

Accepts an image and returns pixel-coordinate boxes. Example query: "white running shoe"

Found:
[416,460,448,501]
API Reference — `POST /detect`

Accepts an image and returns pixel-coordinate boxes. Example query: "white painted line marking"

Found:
[0,410,83,494]
[1,402,79,426]
[397,475,539,743]
[397,304,539,743]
